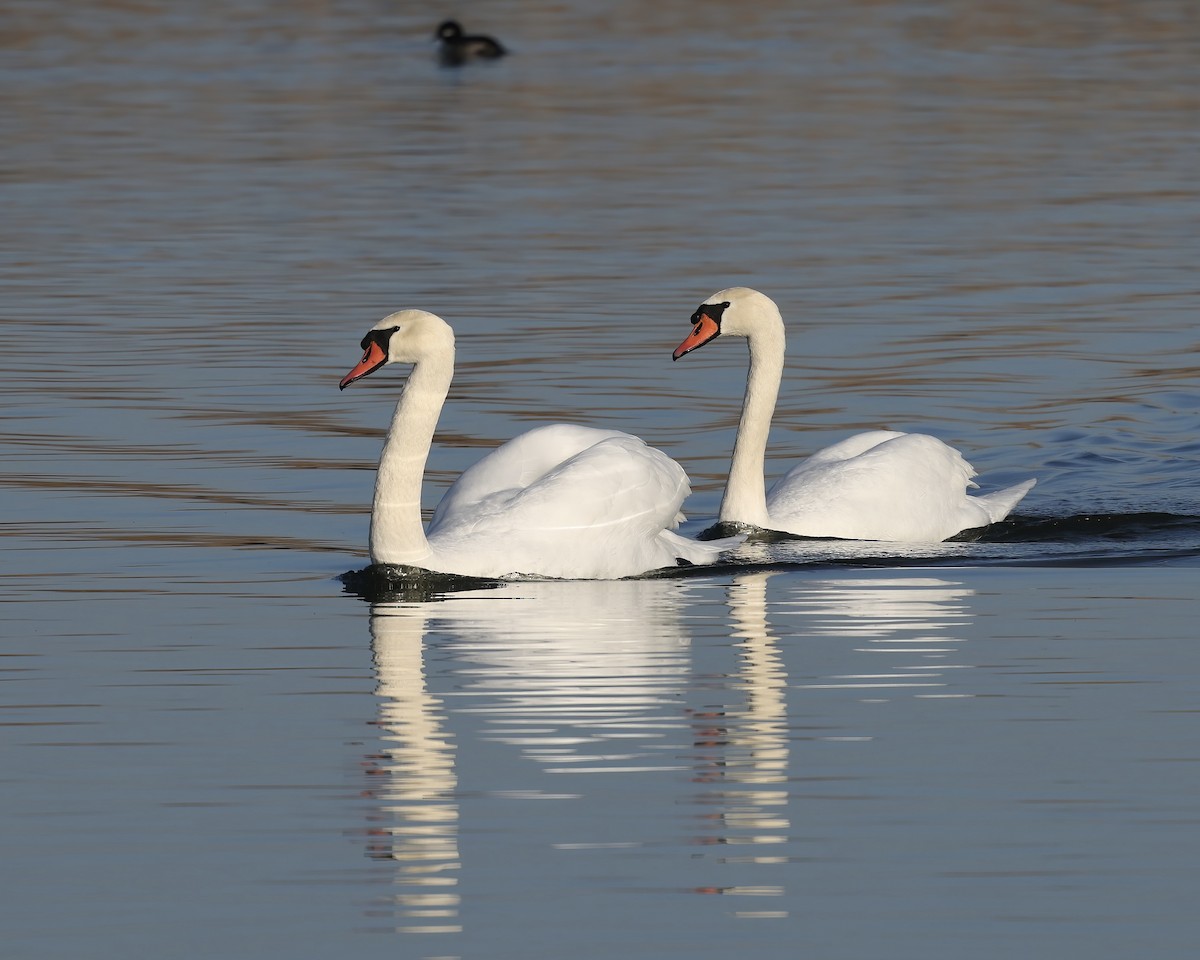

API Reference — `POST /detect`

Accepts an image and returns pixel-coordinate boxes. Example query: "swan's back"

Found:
[427,424,731,578]
[767,431,1033,542]
[431,424,639,529]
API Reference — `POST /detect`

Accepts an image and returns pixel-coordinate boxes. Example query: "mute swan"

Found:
[672,287,1035,542]
[340,309,741,579]
[435,20,507,66]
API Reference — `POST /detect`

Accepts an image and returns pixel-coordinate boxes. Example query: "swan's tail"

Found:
[663,530,748,566]
[974,478,1036,523]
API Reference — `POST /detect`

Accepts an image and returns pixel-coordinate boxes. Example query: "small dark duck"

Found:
[435,20,507,66]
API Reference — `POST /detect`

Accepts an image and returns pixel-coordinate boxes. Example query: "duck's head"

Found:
[672,287,781,360]
[436,20,464,42]
[339,309,454,389]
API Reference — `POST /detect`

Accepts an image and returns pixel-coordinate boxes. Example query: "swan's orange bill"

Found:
[672,314,720,360]
[340,340,388,390]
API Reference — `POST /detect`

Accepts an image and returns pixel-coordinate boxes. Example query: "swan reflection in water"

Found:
[362,572,976,933]
[693,572,976,893]
[363,578,690,935]
[364,595,461,935]
[688,572,792,916]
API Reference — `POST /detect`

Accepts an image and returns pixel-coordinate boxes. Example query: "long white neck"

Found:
[369,351,454,566]
[719,321,785,527]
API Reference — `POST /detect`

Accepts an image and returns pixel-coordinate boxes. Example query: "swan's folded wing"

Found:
[426,435,709,578]
[793,430,908,466]
[433,435,690,539]
[430,423,633,532]
[766,432,985,541]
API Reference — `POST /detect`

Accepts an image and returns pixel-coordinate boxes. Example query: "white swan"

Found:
[672,287,1035,542]
[340,309,742,579]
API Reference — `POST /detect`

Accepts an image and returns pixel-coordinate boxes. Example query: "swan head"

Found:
[339,309,455,390]
[673,287,782,360]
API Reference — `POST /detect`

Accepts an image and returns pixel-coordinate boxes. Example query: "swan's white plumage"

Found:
[426,429,711,578]
[430,424,679,529]
[767,430,1035,541]
[343,310,740,579]
[678,288,1035,542]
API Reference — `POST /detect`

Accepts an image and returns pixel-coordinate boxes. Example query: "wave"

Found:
[751,511,1200,570]
[339,511,1200,601]
[965,511,1200,545]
